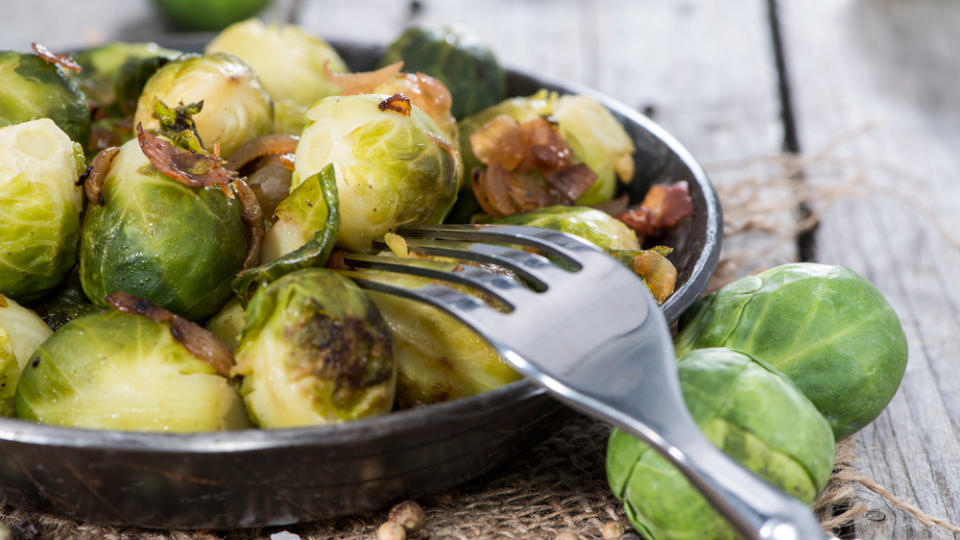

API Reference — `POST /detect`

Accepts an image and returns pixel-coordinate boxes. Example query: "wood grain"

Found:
[779,0,960,538]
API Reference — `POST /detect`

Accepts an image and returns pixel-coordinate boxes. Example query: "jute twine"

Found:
[4,133,960,539]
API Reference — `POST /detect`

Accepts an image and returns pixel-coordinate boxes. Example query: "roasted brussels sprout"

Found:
[72,42,180,114]
[0,294,53,416]
[489,206,678,302]
[460,90,635,208]
[674,263,908,439]
[380,25,506,119]
[15,308,249,432]
[606,348,835,540]
[206,297,245,354]
[233,269,395,428]
[80,137,251,321]
[0,51,90,144]
[206,19,348,134]
[0,119,85,301]
[295,94,460,253]
[134,53,273,157]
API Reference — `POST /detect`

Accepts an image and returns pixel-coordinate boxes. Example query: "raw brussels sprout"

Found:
[80,138,250,321]
[380,25,506,119]
[460,90,635,206]
[295,94,460,253]
[0,119,85,301]
[15,310,249,431]
[72,42,180,114]
[674,263,908,439]
[206,19,348,134]
[0,51,91,144]
[134,53,273,157]
[606,348,835,540]
[0,294,54,416]
[233,269,395,428]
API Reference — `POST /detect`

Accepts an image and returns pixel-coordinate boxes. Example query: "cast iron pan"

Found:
[0,39,722,529]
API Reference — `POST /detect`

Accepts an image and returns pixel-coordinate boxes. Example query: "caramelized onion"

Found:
[545,164,597,204]
[473,165,518,217]
[137,123,235,187]
[106,292,234,376]
[31,42,81,72]
[470,115,526,170]
[325,61,403,94]
[506,171,558,212]
[631,250,678,304]
[81,146,120,205]
[226,134,299,173]
[231,178,265,270]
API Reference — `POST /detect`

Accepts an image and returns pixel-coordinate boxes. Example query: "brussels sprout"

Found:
[674,263,908,440]
[206,19,348,134]
[134,53,273,157]
[233,164,340,299]
[26,273,104,331]
[606,348,835,540]
[491,206,640,251]
[152,0,272,32]
[206,297,245,354]
[80,138,250,321]
[460,90,635,207]
[380,25,506,119]
[72,42,180,114]
[0,119,85,301]
[15,309,249,431]
[233,269,395,428]
[295,94,460,253]
[0,51,91,144]
[0,294,53,415]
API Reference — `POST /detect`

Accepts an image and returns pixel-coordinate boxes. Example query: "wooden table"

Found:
[3,1,955,538]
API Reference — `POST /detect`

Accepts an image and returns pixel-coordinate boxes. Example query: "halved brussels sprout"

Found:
[80,138,250,321]
[206,297,245,354]
[606,348,835,540]
[233,269,395,428]
[295,94,460,253]
[0,294,53,416]
[674,263,909,440]
[15,309,249,432]
[459,90,634,208]
[134,53,273,157]
[379,25,506,119]
[0,119,85,301]
[206,19,348,134]
[0,51,91,144]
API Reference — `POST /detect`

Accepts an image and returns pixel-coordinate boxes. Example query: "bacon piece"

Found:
[106,292,234,376]
[617,181,694,237]
[31,42,81,72]
[378,93,412,116]
[545,163,597,204]
[136,123,235,187]
[325,61,404,94]
[519,117,573,172]
[81,146,121,205]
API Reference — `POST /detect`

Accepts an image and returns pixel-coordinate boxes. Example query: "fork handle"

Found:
[606,407,834,540]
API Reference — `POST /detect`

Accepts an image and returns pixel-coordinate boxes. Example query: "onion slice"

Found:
[325,61,403,94]
[137,123,235,187]
[226,134,299,173]
[81,146,121,205]
[31,42,81,72]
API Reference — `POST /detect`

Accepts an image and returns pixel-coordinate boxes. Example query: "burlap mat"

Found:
[5,138,950,539]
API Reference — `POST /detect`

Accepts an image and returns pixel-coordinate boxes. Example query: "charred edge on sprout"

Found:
[105,292,234,376]
[136,123,236,187]
[82,146,121,205]
[30,42,81,72]
[379,94,412,116]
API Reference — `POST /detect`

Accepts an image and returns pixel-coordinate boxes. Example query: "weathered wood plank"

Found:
[779,1,960,538]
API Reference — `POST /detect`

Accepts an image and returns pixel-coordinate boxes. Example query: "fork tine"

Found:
[348,275,508,334]
[342,253,538,310]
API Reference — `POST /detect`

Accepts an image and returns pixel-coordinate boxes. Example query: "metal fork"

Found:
[343,224,833,540]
